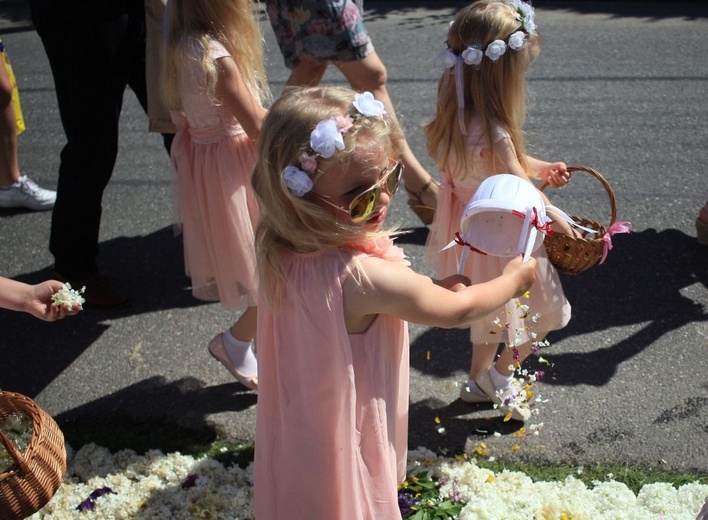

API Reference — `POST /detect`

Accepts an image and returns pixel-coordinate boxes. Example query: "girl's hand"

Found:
[26,281,82,321]
[542,162,570,187]
[502,255,537,298]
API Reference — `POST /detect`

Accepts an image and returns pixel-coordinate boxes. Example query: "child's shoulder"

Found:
[467,115,510,147]
[350,236,410,266]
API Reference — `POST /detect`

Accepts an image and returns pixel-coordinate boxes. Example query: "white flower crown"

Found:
[282,92,387,197]
[443,0,537,67]
[435,0,537,136]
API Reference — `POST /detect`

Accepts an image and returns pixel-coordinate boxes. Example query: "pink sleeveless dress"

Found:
[255,238,410,519]
[170,38,260,311]
[425,118,570,344]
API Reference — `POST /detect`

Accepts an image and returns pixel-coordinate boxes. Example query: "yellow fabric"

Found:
[1,38,25,135]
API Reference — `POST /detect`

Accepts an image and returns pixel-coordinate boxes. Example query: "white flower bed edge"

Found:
[26,444,708,519]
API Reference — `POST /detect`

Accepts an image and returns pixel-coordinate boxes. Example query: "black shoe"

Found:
[59,274,131,309]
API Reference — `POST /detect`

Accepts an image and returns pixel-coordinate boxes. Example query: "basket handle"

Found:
[0,428,32,476]
[539,165,617,227]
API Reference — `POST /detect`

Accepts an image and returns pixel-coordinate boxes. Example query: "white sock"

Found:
[223,330,258,376]
[490,364,513,391]
[465,378,487,398]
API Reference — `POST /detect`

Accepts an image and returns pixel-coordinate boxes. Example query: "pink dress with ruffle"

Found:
[425,118,570,344]
[255,238,410,520]
[170,38,260,311]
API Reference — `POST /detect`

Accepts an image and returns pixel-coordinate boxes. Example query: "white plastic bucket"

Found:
[459,174,549,262]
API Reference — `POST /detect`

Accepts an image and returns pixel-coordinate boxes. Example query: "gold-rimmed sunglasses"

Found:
[311,161,404,223]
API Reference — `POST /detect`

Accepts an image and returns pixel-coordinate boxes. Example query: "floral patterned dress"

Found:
[265,0,373,69]
[255,237,410,519]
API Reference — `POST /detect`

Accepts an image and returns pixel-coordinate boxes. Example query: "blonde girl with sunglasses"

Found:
[161,0,271,389]
[424,0,572,421]
[251,85,536,518]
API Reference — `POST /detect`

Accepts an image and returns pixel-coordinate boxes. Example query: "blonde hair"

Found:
[424,0,541,177]
[253,86,405,303]
[161,0,271,110]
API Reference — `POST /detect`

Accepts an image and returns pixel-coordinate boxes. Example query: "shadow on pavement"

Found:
[0,225,207,396]
[54,376,257,455]
[362,0,708,21]
[410,228,707,386]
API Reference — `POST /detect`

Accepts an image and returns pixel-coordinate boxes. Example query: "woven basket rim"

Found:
[540,166,617,275]
[0,390,66,519]
[540,165,617,228]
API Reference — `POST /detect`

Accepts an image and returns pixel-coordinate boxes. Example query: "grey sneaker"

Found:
[0,175,56,211]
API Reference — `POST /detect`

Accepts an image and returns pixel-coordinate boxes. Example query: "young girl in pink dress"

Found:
[251,85,537,519]
[161,0,271,388]
[425,0,572,421]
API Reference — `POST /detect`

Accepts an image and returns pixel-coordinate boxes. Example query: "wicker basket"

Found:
[0,391,66,520]
[540,166,617,275]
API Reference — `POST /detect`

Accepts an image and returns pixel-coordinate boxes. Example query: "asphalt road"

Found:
[1,1,706,476]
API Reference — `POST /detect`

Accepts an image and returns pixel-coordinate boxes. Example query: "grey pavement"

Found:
[1,1,707,476]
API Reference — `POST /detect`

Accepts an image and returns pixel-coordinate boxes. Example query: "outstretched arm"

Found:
[343,255,536,331]
[0,277,81,321]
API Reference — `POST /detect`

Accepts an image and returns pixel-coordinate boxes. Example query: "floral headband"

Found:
[282,92,387,197]
[435,0,537,135]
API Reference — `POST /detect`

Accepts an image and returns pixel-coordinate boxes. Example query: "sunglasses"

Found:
[313,161,404,223]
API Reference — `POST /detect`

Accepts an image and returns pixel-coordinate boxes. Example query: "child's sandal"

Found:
[405,178,439,226]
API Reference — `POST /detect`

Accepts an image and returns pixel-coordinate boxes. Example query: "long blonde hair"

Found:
[424,0,541,177]
[252,86,405,303]
[161,0,271,110]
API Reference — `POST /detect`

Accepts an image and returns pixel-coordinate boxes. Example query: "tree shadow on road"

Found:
[362,0,708,22]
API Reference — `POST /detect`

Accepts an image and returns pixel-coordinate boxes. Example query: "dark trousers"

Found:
[31,0,148,280]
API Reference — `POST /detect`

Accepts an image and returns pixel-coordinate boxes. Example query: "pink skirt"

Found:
[171,121,259,311]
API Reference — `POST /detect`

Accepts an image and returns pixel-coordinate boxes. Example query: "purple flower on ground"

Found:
[398,492,416,516]
[182,474,199,489]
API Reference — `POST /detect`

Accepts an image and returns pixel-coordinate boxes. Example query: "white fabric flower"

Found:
[508,31,527,50]
[461,46,483,66]
[485,39,507,61]
[353,92,387,117]
[310,118,345,159]
[435,48,458,69]
[282,166,313,197]
[518,2,536,34]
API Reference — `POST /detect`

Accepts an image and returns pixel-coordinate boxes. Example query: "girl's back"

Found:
[255,246,409,519]
[174,39,239,129]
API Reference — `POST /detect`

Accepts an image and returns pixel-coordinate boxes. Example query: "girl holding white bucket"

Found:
[424,0,572,421]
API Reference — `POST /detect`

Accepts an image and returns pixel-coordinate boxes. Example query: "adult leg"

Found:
[32,0,144,305]
[0,55,19,186]
[0,42,56,210]
[285,61,328,88]
[336,51,439,221]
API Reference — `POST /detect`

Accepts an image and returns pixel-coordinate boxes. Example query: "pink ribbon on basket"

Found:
[600,221,632,264]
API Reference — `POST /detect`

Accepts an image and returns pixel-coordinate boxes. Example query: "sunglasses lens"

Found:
[387,163,402,195]
[350,188,380,222]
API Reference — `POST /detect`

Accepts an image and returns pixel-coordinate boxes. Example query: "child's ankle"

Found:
[489,364,513,391]
[223,330,257,376]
